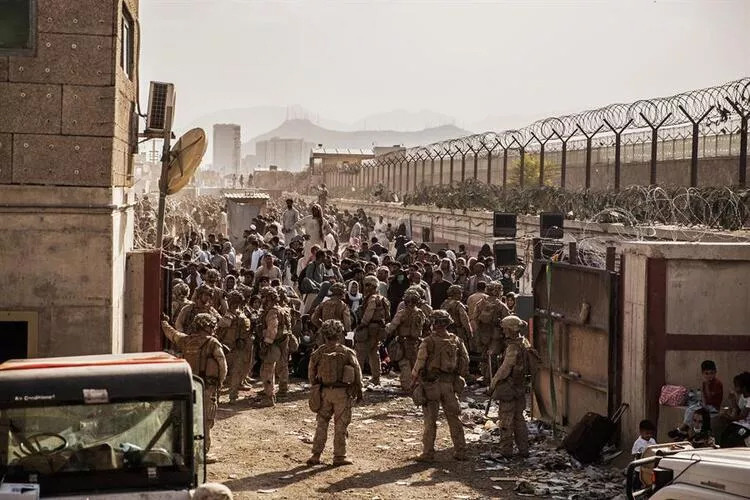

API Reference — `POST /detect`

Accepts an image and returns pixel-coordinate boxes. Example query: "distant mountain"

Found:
[241,119,472,156]
[352,109,458,132]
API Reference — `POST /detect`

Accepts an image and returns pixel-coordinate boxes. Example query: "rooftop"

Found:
[311,147,375,157]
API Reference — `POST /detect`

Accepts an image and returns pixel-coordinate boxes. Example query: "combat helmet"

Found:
[191,313,218,334]
[486,281,504,297]
[259,286,279,303]
[226,290,244,306]
[431,309,454,327]
[501,315,528,337]
[447,284,463,299]
[205,268,221,283]
[172,282,190,299]
[403,289,421,305]
[406,285,425,300]
[329,282,346,297]
[363,275,379,289]
[320,319,345,341]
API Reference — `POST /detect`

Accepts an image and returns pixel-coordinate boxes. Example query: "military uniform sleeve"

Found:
[161,321,188,349]
[386,308,405,334]
[340,303,352,331]
[347,348,363,390]
[308,348,321,385]
[175,304,191,332]
[263,310,279,343]
[490,344,519,389]
[360,296,376,325]
[212,340,228,384]
[457,338,470,378]
[310,305,322,327]
[412,338,430,376]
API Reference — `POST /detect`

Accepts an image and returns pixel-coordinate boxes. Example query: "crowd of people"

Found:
[157,191,750,471]
[159,192,532,465]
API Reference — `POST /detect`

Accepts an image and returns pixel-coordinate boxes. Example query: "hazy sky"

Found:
[139,0,750,131]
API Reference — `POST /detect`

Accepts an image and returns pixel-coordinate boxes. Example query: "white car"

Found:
[627,443,750,499]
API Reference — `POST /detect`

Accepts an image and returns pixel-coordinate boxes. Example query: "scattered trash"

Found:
[257,489,278,494]
[395,480,410,486]
[228,474,238,479]
[280,474,294,480]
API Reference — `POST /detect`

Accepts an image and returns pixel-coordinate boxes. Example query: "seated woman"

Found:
[716,371,750,448]
[669,407,715,447]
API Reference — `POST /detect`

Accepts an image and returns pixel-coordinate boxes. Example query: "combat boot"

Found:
[453,451,468,461]
[332,457,353,466]
[306,453,321,466]
[415,452,434,462]
[258,395,276,408]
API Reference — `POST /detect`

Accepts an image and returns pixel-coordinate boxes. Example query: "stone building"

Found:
[212,123,241,175]
[0,0,140,361]
[255,137,315,172]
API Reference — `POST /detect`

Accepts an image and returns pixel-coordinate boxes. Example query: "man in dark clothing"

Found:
[387,266,411,318]
[430,269,451,309]
[369,237,387,256]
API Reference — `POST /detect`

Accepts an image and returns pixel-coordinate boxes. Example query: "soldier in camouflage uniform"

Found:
[412,309,470,462]
[171,281,192,324]
[197,268,228,315]
[306,319,363,466]
[258,287,291,407]
[161,313,227,462]
[471,281,510,381]
[355,276,390,385]
[310,282,351,345]
[176,284,221,334]
[441,284,473,346]
[489,315,539,458]
[385,289,426,392]
[217,291,254,403]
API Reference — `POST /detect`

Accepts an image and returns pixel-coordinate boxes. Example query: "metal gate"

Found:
[531,260,620,431]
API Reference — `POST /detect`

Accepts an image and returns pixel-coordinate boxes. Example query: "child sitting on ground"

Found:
[670,360,723,436]
[632,419,657,459]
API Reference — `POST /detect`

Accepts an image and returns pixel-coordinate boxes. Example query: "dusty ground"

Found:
[208,375,624,500]
[208,375,528,499]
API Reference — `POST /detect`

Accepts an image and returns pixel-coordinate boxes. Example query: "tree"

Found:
[506,153,561,187]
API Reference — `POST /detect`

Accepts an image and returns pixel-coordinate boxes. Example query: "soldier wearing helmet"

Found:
[162,313,227,462]
[440,284,473,346]
[171,282,192,325]
[258,286,291,406]
[385,289,426,392]
[489,315,539,458]
[354,275,391,385]
[217,291,254,403]
[195,268,228,315]
[306,319,363,466]
[411,309,470,462]
[400,285,433,336]
[310,282,351,346]
[471,281,510,382]
[175,283,221,334]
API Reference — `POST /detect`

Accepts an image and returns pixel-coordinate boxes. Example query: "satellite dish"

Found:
[165,128,207,195]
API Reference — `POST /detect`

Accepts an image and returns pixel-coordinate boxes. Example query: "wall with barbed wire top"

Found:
[325,77,750,194]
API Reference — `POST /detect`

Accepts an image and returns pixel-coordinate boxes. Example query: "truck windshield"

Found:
[0,400,189,477]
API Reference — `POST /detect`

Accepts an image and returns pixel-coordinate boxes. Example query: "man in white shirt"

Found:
[281,199,300,243]
[373,215,387,244]
[254,254,282,284]
[247,239,265,272]
[349,217,362,247]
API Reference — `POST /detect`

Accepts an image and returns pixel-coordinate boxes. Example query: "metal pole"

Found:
[155,107,174,249]
[519,147,525,188]
[561,140,567,188]
[486,149,493,184]
[502,148,508,189]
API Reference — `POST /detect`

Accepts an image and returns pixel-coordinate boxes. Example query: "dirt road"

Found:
[208,376,524,499]
[208,375,624,499]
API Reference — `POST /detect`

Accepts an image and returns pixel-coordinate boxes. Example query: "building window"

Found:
[0,0,36,56]
[121,7,134,79]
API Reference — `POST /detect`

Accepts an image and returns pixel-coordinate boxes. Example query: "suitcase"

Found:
[562,403,628,464]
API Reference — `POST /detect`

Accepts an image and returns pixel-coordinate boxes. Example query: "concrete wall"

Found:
[620,242,750,449]
[0,1,138,358]
[0,186,132,356]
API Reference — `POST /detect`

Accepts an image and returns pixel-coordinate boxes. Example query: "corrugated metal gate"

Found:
[531,261,621,431]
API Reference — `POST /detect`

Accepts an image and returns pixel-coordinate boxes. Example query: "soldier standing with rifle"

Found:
[258,287,291,407]
[161,313,227,463]
[310,282,351,345]
[355,276,390,385]
[307,319,363,466]
[385,289,426,393]
[488,315,540,458]
[441,284,473,346]
[217,291,254,403]
[412,310,470,462]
